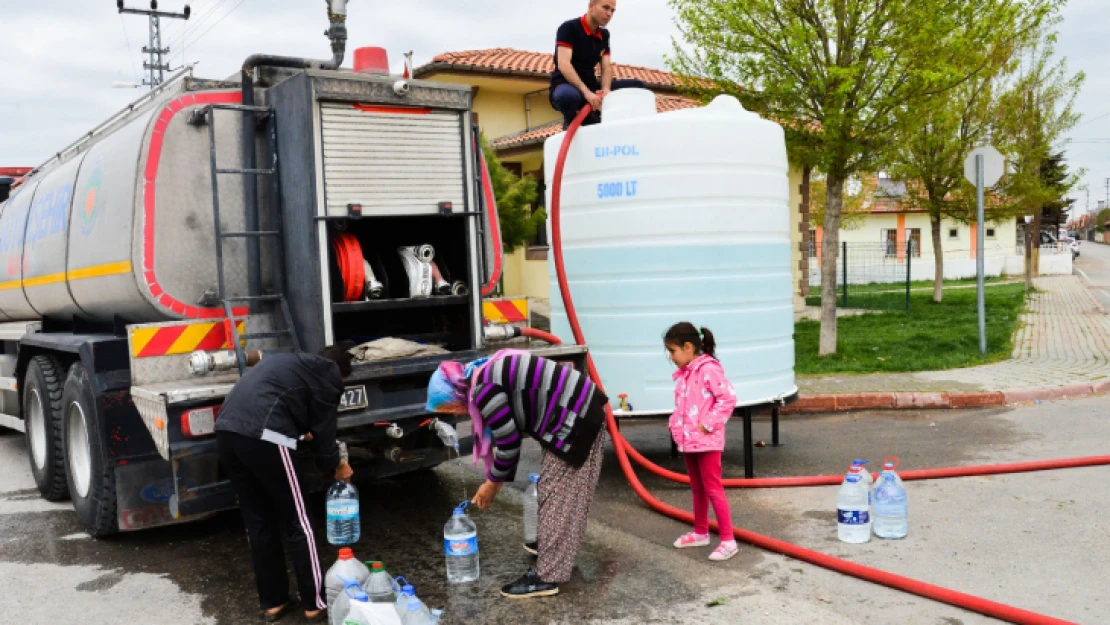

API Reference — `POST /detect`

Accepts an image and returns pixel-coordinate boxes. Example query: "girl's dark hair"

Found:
[318,345,354,378]
[663,322,717,359]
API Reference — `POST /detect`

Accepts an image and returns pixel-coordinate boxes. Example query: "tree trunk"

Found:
[819,175,845,356]
[931,214,943,303]
[1032,212,1042,277]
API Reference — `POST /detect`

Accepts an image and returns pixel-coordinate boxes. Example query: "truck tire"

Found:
[61,363,118,537]
[22,355,68,501]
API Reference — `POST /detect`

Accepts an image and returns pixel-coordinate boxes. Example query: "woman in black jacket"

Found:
[215,346,354,622]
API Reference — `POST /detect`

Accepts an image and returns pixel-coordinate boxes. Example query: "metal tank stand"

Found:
[192,103,301,374]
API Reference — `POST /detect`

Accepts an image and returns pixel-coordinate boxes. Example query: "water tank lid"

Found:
[353,47,390,75]
[601,88,657,124]
[706,94,760,119]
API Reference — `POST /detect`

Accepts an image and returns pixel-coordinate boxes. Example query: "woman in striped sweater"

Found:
[426,349,608,599]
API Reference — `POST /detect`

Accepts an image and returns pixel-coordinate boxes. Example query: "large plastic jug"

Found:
[363,561,396,603]
[326,548,370,617]
[523,473,539,545]
[392,577,432,620]
[331,579,368,625]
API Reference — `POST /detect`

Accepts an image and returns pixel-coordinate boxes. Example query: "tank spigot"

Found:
[385,423,404,439]
[618,394,632,412]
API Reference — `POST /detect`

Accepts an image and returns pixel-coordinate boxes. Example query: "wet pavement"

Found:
[1,395,1106,624]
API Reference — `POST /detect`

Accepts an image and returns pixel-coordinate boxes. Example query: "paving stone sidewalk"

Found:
[798,275,1110,395]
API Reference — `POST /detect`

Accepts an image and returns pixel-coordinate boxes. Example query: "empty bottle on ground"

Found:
[362,561,396,603]
[523,473,539,546]
[837,466,871,543]
[327,480,361,545]
[331,579,368,625]
[444,502,480,583]
[873,459,908,539]
[326,548,371,618]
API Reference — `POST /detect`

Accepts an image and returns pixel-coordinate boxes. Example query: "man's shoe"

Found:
[500,568,559,599]
[523,541,538,556]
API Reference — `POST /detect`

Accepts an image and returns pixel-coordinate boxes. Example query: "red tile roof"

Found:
[415,48,691,91]
[489,94,700,151]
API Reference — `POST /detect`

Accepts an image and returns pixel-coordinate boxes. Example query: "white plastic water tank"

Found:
[544,89,796,413]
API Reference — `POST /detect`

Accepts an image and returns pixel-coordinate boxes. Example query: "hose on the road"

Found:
[549,103,1094,625]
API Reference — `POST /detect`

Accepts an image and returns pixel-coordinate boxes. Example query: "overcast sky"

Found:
[1,0,1107,216]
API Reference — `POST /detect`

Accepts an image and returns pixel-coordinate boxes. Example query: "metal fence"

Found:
[806,241,1068,312]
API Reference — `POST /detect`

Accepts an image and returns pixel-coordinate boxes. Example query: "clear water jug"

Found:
[444,502,479,583]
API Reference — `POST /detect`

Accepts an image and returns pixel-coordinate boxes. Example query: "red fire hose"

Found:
[549,104,1094,625]
[331,232,366,302]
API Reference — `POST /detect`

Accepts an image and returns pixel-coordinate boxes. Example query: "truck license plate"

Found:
[339,386,368,412]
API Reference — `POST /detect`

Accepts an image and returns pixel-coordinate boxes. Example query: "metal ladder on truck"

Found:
[194,103,301,374]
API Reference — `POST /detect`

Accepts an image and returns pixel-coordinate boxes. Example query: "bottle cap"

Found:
[528,473,540,484]
[338,547,354,560]
[454,500,469,515]
[369,561,384,571]
[852,459,869,466]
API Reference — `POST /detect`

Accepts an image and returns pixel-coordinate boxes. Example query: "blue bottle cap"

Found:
[852,459,869,466]
[454,501,469,515]
[528,473,539,483]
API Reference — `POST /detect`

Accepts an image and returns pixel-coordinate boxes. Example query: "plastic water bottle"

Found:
[393,577,432,620]
[444,501,480,583]
[523,473,539,545]
[873,460,908,539]
[837,466,871,543]
[327,480,361,545]
[340,596,374,625]
[325,549,370,618]
[851,459,873,505]
[330,579,368,625]
[876,457,905,488]
[362,561,396,603]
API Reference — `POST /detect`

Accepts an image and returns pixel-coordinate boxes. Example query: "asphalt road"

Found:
[1,396,1107,624]
[1074,240,1110,310]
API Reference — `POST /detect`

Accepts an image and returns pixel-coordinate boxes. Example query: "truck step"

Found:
[215,168,273,175]
[220,231,280,238]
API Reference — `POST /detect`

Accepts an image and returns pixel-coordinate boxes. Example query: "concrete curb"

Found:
[783,381,1110,414]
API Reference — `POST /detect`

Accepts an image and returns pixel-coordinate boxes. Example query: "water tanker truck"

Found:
[0,0,582,536]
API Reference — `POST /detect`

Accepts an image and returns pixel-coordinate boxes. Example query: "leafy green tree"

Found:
[670,0,1047,355]
[481,134,544,254]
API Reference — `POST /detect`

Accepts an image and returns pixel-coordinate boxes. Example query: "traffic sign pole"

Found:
[976,155,986,355]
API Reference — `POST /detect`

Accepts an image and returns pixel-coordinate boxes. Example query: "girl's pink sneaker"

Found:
[673,532,710,548]
[709,541,739,561]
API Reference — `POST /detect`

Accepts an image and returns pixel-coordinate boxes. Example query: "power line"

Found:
[178,0,249,53]
[165,0,229,50]
[118,14,141,83]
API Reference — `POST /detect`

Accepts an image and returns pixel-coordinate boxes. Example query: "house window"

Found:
[949,228,959,238]
[881,229,922,257]
[808,230,817,258]
[986,228,996,239]
[881,229,897,257]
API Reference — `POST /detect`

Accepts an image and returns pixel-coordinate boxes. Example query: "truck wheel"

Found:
[62,363,118,537]
[23,355,68,501]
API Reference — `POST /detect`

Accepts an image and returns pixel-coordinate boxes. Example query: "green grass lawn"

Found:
[804,276,1011,304]
[795,283,1026,374]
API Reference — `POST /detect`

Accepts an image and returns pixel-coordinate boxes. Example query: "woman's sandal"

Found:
[261,602,297,622]
[303,610,327,622]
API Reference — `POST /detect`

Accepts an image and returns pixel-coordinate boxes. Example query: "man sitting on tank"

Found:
[550,0,645,129]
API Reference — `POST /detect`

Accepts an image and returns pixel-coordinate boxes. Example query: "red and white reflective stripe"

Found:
[278,446,327,610]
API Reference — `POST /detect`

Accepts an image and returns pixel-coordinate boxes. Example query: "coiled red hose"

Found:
[550,103,1087,625]
[332,232,365,302]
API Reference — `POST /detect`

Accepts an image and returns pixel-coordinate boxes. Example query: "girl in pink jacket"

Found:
[665,322,739,561]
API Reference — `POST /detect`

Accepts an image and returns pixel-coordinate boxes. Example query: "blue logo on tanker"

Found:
[25,184,71,246]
